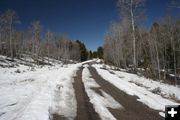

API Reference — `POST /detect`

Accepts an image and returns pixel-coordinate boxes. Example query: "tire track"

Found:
[73,67,100,120]
[88,66,163,120]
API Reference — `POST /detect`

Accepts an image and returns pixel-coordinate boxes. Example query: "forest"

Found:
[104,0,180,84]
[0,9,93,64]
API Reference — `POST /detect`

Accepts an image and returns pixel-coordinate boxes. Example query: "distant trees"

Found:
[87,46,103,59]
[45,30,52,63]
[97,46,103,59]
[0,9,19,59]
[104,20,131,68]
[88,50,93,59]
[145,18,180,82]
[92,51,97,58]
[31,21,42,63]
[117,0,146,69]
[0,9,81,63]
[76,40,88,61]
[104,0,180,84]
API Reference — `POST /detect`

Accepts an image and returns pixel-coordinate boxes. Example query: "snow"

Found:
[96,64,180,101]
[82,65,123,120]
[81,59,96,64]
[159,112,165,117]
[96,59,104,63]
[1,55,179,119]
[0,61,81,120]
[169,74,175,77]
[93,64,180,117]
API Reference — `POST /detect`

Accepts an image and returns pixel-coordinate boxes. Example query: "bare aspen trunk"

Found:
[163,50,166,80]
[47,31,50,63]
[47,40,49,63]
[130,0,136,69]
[21,33,24,58]
[9,16,13,59]
[0,32,1,54]
[155,41,161,80]
[58,46,61,60]
[173,50,177,85]
[172,38,177,85]
[162,39,166,80]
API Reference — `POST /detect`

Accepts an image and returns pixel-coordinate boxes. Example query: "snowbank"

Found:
[93,64,180,117]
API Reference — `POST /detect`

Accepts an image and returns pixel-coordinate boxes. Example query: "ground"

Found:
[0,58,179,120]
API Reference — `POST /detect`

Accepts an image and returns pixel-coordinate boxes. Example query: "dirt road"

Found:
[53,63,164,120]
[73,67,100,120]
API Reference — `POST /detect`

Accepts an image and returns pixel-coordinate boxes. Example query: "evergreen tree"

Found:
[76,40,88,61]
[92,51,97,58]
[89,50,93,59]
[97,46,103,59]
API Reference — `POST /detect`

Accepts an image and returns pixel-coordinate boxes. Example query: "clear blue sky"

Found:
[0,0,179,51]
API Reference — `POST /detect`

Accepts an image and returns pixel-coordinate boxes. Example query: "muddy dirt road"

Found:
[53,63,163,120]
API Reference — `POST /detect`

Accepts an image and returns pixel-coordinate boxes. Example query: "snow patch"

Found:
[159,112,165,117]
[82,66,123,120]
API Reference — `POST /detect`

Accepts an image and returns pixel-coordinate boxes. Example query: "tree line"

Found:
[0,9,93,63]
[104,0,180,84]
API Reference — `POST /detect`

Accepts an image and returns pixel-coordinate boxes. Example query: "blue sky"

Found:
[0,0,179,51]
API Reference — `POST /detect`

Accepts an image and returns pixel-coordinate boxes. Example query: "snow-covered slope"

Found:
[0,55,82,120]
[93,63,180,117]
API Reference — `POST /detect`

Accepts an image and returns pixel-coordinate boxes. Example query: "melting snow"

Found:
[93,64,180,117]
[82,66,123,120]
[0,62,81,120]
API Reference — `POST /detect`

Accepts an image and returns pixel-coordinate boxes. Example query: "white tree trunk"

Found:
[155,41,161,80]
[0,32,1,54]
[9,16,13,59]
[47,31,50,63]
[172,38,177,85]
[130,0,136,69]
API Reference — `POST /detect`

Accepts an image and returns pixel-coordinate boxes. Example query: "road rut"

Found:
[88,66,163,120]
